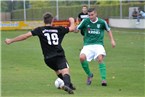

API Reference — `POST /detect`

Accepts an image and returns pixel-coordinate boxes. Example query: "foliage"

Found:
[10,2,145,20]
[29,1,50,8]
[1,1,145,20]
[1,1,29,12]
[1,1,12,12]
[96,0,120,5]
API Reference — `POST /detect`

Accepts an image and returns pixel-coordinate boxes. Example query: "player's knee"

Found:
[97,55,104,63]
[61,68,69,75]
[98,59,103,64]
[55,70,61,75]
[80,54,86,62]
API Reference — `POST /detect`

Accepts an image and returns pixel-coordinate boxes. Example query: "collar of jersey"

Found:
[90,17,98,23]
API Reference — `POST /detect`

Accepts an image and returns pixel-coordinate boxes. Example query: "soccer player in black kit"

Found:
[76,5,88,36]
[5,12,76,94]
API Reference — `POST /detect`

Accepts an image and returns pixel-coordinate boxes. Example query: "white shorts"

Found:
[80,44,106,62]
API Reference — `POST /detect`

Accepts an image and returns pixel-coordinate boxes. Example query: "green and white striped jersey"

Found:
[77,17,110,46]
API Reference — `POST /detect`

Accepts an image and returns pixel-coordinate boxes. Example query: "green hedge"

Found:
[11,3,145,20]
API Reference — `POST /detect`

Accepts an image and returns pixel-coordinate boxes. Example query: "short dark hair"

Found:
[82,4,88,8]
[43,12,53,24]
[88,8,96,13]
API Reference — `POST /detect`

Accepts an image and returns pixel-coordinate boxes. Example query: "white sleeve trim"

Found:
[104,21,111,32]
[77,19,85,30]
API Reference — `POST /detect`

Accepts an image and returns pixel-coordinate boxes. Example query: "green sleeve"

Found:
[77,19,86,30]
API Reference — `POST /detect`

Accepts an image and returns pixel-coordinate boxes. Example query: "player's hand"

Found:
[69,17,74,23]
[5,38,12,45]
[111,40,116,48]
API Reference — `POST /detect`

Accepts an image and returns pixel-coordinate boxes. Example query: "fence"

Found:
[1,12,11,21]
[1,2,145,21]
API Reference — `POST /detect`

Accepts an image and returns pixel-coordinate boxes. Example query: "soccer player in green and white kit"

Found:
[76,8,116,86]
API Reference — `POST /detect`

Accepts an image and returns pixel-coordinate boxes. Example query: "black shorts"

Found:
[44,56,69,71]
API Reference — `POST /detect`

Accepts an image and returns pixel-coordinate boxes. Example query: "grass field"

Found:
[1,28,145,97]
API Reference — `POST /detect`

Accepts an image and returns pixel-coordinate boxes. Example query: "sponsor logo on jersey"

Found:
[87,25,90,27]
[97,24,100,28]
[80,15,88,19]
[88,29,100,34]
[42,29,58,33]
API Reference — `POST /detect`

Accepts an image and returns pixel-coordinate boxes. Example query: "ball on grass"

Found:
[54,78,64,89]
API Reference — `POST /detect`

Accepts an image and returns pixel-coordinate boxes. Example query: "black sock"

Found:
[57,74,63,80]
[63,74,71,87]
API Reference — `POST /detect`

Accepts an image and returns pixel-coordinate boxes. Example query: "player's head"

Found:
[43,12,53,24]
[82,5,88,14]
[88,8,97,22]
[133,8,137,11]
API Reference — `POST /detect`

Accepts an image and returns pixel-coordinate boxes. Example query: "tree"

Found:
[12,1,30,10]
[1,1,12,12]
[96,1,120,5]
[29,1,50,8]
[1,1,30,12]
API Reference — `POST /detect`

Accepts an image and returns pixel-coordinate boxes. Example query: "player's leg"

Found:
[55,69,74,94]
[57,72,63,80]
[136,15,141,24]
[94,45,107,86]
[80,54,92,77]
[44,58,74,94]
[80,46,94,85]
[44,58,63,80]
[56,71,75,90]
[60,68,74,94]
[57,57,75,94]
[97,55,107,86]
[60,68,71,87]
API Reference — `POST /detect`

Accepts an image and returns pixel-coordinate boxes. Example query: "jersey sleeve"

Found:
[77,19,86,30]
[104,20,111,32]
[31,27,41,36]
[59,26,69,34]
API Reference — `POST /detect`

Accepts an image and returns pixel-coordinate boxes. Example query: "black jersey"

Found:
[31,26,69,59]
[78,12,88,21]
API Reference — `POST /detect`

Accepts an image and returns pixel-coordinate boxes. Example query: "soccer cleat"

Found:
[69,83,76,90]
[87,73,93,85]
[102,80,107,86]
[62,85,74,94]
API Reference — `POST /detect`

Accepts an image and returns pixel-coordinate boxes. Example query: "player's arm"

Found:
[74,19,85,33]
[68,17,75,32]
[74,26,80,33]
[107,30,116,48]
[104,20,116,48]
[5,32,32,45]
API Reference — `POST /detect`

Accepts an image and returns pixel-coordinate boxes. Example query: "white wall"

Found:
[109,18,145,29]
